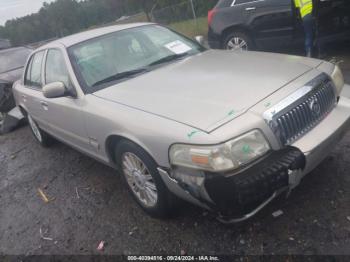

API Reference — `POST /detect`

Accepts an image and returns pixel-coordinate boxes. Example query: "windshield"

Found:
[68,25,205,93]
[0,47,31,74]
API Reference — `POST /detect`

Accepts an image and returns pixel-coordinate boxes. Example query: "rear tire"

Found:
[223,31,254,51]
[27,114,54,147]
[115,140,178,218]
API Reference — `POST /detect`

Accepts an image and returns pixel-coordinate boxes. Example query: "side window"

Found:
[25,51,45,88]
[235,0,255,5]
[45,49,71,88]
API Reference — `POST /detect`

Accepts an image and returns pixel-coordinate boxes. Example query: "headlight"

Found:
[331,65,344,95]
[169,130,270,172]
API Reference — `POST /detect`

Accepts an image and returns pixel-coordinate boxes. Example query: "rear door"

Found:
[246,0,294,48]
[213,0,250,33]
[20,50,50,130]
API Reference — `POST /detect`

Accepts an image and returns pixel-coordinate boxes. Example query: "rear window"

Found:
[25,51,45,88]
[0,47,31,74]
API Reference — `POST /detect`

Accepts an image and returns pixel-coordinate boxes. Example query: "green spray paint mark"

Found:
[188,130,200,139]
[228,110,235,116]
[265,102,272,108]
[242,144,252,154]
[228,108,247,118]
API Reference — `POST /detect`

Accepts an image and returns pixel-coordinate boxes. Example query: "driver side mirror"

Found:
[194,35,205,45]
[43,82,67,98]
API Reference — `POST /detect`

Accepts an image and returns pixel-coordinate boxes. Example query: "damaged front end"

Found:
[0,81,24,134]
[0,81,16,113]
[158,146,306,224]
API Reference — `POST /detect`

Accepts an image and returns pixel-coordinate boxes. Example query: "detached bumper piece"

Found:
[204,147,305,223]
[0,107,24,134]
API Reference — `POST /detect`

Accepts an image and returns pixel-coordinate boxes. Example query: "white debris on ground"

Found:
[97,241,105,251]
[272,210,284,218]
[39,227,53,241]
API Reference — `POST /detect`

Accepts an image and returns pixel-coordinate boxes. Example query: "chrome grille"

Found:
[264,74,337,145]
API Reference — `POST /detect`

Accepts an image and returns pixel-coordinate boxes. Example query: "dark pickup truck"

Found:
[208,0,350,52]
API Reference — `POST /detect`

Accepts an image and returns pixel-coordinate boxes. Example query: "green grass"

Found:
[168,17,208,39]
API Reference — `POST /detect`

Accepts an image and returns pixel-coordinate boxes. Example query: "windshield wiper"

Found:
[148,52,189,67]
[92,68,148,87]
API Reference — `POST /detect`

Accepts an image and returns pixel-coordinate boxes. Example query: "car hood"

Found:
[0,67,23,83]
[93,50,320,132]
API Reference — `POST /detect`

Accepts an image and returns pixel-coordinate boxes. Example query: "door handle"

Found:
[40,101,49,110]
[245,7,256,11]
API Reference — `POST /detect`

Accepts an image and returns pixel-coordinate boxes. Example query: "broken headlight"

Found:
[169,130,270,172]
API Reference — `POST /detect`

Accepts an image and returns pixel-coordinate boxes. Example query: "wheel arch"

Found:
[18,105,28,117]
[221,25,255,48]
[105,134,159,168]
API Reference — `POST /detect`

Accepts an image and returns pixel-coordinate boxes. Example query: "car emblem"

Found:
[309,97,321,116]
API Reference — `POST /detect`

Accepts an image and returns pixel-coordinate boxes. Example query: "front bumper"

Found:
[159,92,350,223]
[158,147,305,222]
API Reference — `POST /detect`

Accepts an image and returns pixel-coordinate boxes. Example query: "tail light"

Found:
[208,9,216,25]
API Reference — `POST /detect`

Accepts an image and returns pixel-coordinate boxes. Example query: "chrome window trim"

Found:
[263,85,313,122]
[231,0,265,7]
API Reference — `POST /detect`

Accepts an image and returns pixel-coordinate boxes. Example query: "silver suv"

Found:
[13,23,350,223]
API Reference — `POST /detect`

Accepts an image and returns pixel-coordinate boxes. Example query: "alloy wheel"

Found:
[28,115,42,142]
[122,152,158,207]
[226,37,248,51]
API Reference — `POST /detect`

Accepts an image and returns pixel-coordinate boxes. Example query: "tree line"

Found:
[0,0,216,46]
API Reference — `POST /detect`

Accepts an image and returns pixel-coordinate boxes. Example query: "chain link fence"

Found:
[112,0,216,38]
[153,0,215,23]
[152,0,216,37]
[152,1,196,25]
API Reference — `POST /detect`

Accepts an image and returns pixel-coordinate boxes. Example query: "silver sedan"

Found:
[13,23,350,223]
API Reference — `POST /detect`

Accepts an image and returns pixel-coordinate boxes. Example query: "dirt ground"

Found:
[1,42,350,256]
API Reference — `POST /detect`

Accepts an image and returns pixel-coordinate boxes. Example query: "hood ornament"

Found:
[309,97,321,116]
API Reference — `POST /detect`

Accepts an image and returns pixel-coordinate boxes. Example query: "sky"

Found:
[0,0,56,26]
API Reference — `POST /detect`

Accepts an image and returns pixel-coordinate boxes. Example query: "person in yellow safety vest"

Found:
[294,0,314,57]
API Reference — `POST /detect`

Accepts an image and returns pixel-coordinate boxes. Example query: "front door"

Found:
[40,48,90,153]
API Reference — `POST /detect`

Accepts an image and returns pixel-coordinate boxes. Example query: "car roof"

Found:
[37,22,154,50]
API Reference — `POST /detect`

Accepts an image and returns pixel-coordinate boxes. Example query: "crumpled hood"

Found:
[94,50,320,132]
[0,67,23,83]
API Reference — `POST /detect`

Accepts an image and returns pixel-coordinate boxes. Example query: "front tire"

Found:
[115,140,178,218]
[27,114,53,147]
[223,32,253,51]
